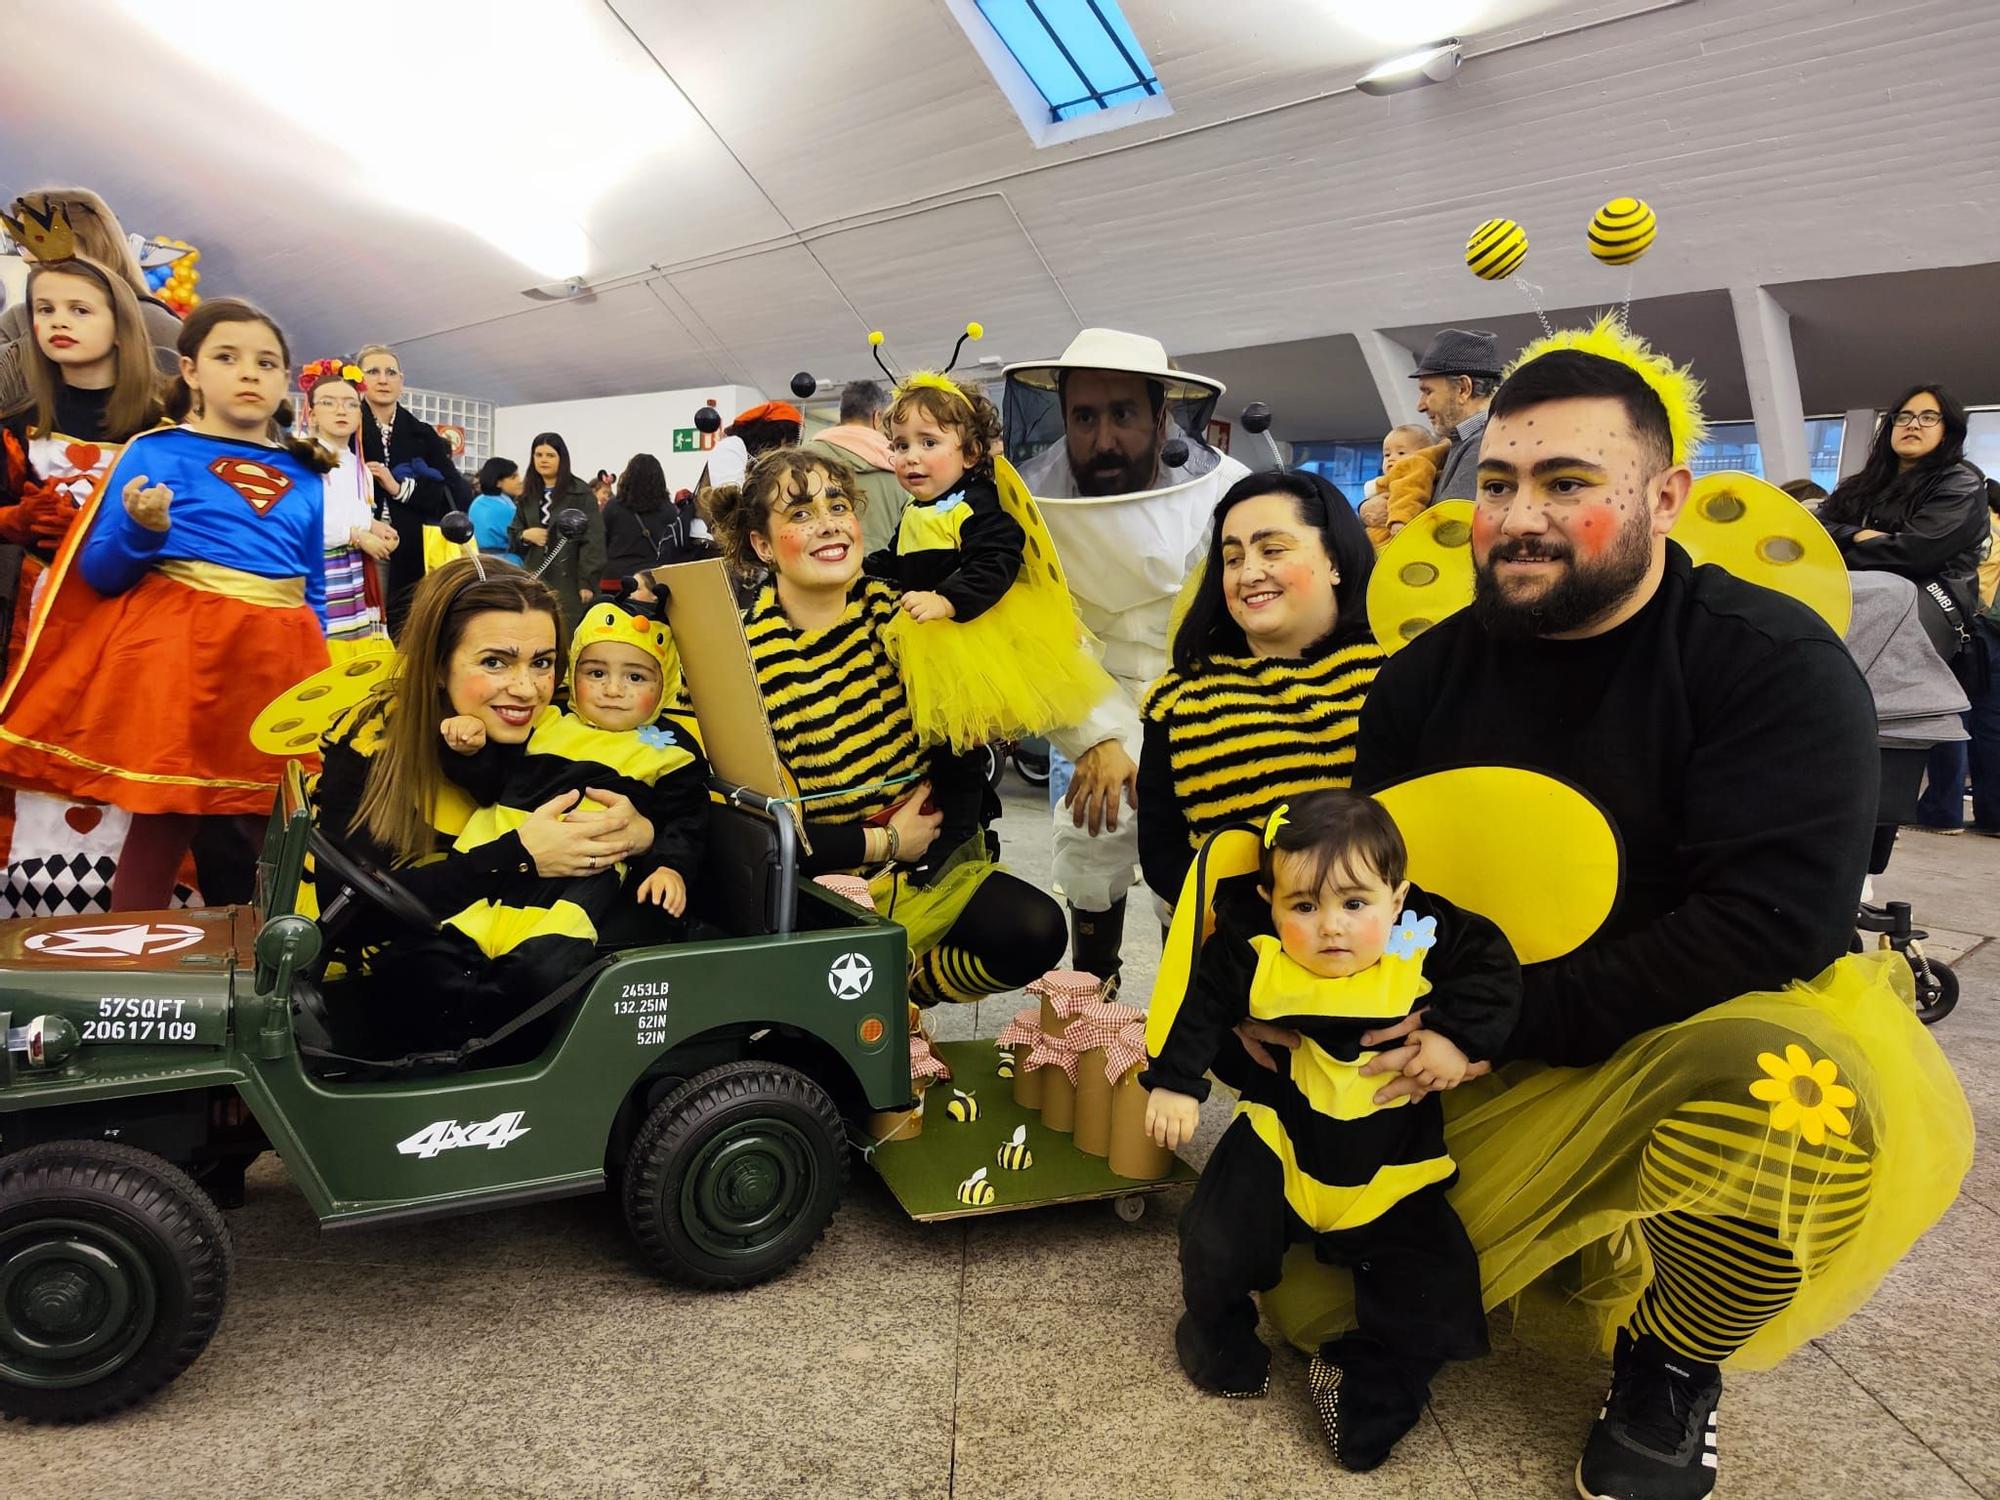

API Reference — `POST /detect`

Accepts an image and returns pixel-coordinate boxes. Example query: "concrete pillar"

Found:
[1357,330,1421,431]
[1728,285,1810,485]
[1839,408,1877,478]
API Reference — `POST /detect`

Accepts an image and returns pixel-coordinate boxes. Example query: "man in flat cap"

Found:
[1412,328,1502,505]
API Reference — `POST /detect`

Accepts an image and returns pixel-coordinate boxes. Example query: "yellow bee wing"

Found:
[1366,500,1476,654]
[250,649,396,755]
[1673,472,1851,636]
[1146,826,1262,1059]
[994,455,1075,601]
[1374,767,1621,965]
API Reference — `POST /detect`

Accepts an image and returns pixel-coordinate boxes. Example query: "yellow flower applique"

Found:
[1749,1044,1857,1145]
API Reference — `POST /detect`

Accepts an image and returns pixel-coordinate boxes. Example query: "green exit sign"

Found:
[672,428,696,453]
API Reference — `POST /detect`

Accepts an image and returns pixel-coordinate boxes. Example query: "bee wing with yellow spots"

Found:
[993,455,1075,601]
[1673,472,1851,636]
[1365,500,1477,654]
[250,649,396,755]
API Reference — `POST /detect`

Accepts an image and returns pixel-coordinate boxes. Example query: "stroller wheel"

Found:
[1911,951,1960,1025]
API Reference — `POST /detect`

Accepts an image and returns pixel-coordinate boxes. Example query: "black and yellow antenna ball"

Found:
[1465,217,1528,281]
[1589,197,1658,265]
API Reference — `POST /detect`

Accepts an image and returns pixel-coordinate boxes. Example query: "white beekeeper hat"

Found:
[1001,328,1226,402]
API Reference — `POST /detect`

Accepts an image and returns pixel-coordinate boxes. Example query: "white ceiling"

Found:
[6,0,1999,438]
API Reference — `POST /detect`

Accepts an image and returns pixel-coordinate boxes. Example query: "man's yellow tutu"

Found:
[1261,950,1973,1369]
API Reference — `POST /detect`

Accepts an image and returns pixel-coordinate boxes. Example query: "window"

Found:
[951,0,1172,147]
[1965,409,2000,482]
[1691,418,1845,494]
[1292,441,1386,496]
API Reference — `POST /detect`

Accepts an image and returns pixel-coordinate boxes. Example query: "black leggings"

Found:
[910,869,1066,1006]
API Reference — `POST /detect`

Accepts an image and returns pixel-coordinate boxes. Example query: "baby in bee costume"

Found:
[865,367,1112,751]
[437,601,709,1003]
[1143,790,1517,1470]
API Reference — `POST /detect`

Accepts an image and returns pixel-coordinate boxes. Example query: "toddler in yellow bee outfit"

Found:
[1142,789,1517,1470]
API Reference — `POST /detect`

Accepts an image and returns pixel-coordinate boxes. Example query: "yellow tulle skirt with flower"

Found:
[1260,952,1973,1369]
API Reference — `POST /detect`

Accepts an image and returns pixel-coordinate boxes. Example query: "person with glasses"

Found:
[301,357,395,659]
[1820,384,1989,663]
[355,341,472,634]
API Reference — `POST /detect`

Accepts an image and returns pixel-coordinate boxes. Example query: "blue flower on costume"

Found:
[637,724,678,749]
[1385,911,1437,960]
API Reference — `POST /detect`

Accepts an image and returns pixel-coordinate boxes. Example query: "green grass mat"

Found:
[866,1039,1196,1222]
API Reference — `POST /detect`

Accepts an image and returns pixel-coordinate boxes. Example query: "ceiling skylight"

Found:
[952,0,1173,147]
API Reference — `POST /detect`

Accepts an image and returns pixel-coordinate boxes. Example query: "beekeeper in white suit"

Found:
[1004,329,1250,985]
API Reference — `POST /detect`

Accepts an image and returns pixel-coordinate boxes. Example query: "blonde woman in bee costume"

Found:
[1144,791,1517,1470]
[1262,319,1972,1500]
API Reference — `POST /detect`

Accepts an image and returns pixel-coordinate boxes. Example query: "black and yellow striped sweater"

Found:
[1137,630,1383,901]
[744,578,991,874]
[1144,875,1518,1231]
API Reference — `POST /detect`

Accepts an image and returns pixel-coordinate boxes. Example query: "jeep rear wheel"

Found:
[0,1141,231,1423]
[623,1061,847,1290]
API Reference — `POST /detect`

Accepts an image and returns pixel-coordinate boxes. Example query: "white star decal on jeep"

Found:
[23,923,206,958]
[828,953,874,1000]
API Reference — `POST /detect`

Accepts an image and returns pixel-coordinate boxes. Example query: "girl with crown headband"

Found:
[301,357,396,660]
[1142,788,1518,1471]
[0,252,170,918]
[0,298,334,911]
[865,358,1112,752]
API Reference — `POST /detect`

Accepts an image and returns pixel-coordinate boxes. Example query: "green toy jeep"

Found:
[0,763,913,1422]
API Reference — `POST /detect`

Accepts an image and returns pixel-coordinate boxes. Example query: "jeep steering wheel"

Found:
[309,827,438,937]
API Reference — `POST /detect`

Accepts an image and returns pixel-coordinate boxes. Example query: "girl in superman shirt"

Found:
[0,298,333,909]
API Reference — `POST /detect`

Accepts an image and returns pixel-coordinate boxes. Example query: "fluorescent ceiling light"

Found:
[1355,38,1463,95]
[104,0,680,280]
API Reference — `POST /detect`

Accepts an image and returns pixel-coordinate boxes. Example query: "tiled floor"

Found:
[11,786,1996,1499]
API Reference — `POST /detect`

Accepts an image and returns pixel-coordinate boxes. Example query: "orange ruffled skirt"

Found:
[0,568,328,815]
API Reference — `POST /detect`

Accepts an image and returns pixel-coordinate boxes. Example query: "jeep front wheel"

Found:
[0,1141,232,1422]
[623,1061,847,1290]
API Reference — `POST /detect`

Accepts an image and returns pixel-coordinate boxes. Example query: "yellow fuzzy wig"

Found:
[1504,314,1706,466]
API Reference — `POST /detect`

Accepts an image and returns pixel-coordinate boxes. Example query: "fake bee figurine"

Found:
[945,1089,979,1123]
[995,1050,1016,1080]
[996,1124,1034,1171]
[956,1167,996,1206]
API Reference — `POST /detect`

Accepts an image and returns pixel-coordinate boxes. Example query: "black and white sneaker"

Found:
[1575,1330,1721,1500]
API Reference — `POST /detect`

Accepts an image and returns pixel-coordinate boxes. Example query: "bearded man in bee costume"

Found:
[1264,317,1970,1500]
[1002,331,1249,983]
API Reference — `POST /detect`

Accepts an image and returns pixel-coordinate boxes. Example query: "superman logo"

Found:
[209,456,294,515]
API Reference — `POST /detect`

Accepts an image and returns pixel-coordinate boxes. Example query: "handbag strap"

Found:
[1923,578,1973,651]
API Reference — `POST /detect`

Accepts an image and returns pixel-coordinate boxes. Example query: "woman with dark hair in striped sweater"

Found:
[704,447,1065,1006]
[1138,469,1383,906]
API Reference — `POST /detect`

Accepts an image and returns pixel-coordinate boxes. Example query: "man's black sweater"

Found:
[1352,543,1878,1068]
